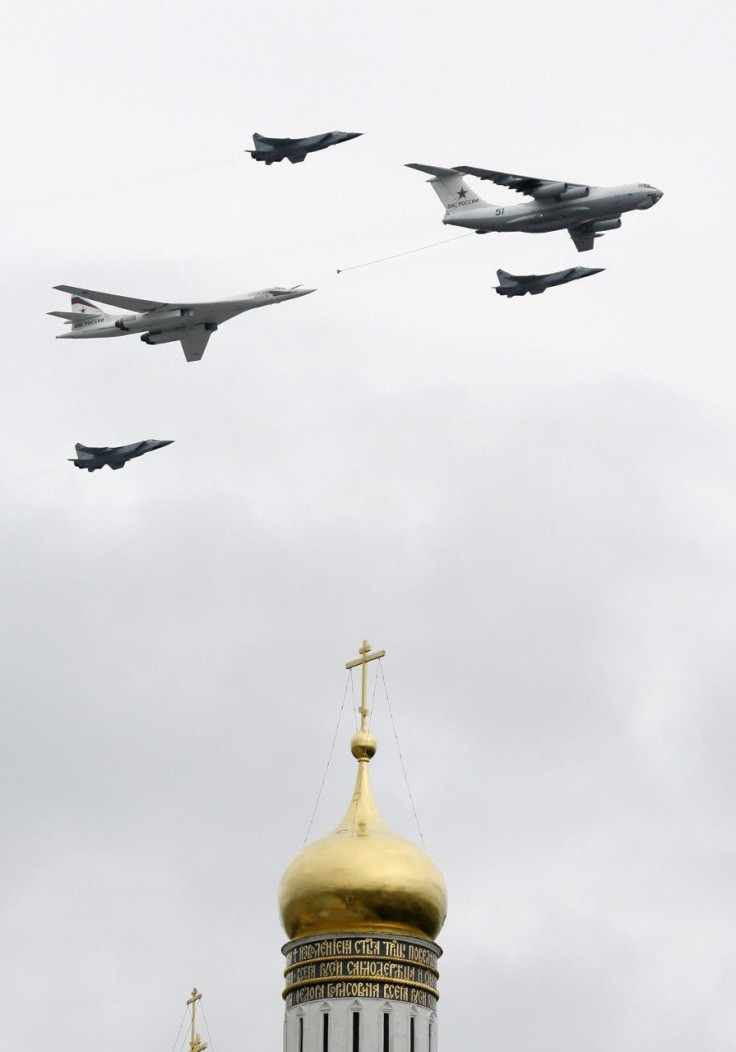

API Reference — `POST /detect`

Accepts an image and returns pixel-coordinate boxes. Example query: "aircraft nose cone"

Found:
[292,287,316,297]
[344,132,363,140]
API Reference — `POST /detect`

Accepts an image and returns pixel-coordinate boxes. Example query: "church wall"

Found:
[284,998,437,1052]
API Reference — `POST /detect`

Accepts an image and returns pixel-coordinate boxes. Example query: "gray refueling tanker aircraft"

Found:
[406,163,662,251]
[247,130,362,164]
[495,266,604,297]
[49,284,315,362]
[69,440,173,471]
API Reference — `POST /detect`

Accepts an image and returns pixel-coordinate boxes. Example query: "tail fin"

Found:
[253,132,293,146]
[48,296,111,327]
[247,132,275,157]
[71,295,104,316]
[496,269,516,287]
[406,163,489,215]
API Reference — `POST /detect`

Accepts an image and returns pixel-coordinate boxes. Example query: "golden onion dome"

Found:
[279,675,447,943]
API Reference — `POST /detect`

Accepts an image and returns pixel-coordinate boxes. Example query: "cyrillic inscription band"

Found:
[283,936,439,1009]
[286,960,437,985]
[285,936,438,968]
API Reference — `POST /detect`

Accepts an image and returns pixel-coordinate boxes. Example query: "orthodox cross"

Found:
[345,639,385,731]
[186,989,208,1052]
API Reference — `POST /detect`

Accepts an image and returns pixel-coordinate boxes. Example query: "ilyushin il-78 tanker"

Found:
[406,163,662,251]
[247,130,362,164]
[49,284,315,362]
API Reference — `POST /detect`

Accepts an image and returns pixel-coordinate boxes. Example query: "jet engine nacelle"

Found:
[590,218,622,232]
[534,182,567,198]
[141,328,185,345]
[535,183,589,201]
[557,186,589,201]
[116,308,193,334]
[114,315,138,332]
[141,322,215,346]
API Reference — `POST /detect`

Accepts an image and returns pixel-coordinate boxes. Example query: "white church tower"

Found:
[278,642,447,1052]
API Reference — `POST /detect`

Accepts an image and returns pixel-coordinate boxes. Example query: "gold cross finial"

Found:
[186,989,207,1052]
[345,639,386,731]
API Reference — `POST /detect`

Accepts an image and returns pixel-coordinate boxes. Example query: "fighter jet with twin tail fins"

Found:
[495,266,604,297]
[406,164,662,251]
[247,130,362,164]
[70,440,173,471]
[49,284,315,362]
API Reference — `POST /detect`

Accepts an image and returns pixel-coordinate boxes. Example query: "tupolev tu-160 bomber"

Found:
[406,164,662,251]
[49,284,315,362]
[246,130,362,164]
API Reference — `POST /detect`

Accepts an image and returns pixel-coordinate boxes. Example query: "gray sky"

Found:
[2,0,735,1049]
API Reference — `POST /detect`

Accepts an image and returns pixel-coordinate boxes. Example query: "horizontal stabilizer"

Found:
[405,163,463,179]
[54,285,167,313]
[48,310,81,322]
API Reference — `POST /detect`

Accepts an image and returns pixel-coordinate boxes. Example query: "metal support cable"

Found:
[378,661,426,849]
[302,671,352,845]
[171,1007,189,1052]
[200,1004,214,1052]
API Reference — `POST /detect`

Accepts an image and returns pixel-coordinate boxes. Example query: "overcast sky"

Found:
[2,0,735,1049]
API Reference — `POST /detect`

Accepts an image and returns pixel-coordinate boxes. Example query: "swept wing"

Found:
[406,163,466,179]
[54,286,245,320]
[455,166,591,201]
[54,285,167,313]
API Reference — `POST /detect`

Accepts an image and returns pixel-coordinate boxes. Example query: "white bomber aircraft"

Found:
[49,284,315,362]
[406,163,662,251]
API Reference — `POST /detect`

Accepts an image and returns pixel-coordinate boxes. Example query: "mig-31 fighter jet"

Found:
[406,163,662,251]
[49,284,315,361]
[495,266,604,297]
[247,130,362,164]
[69,439,173,471]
